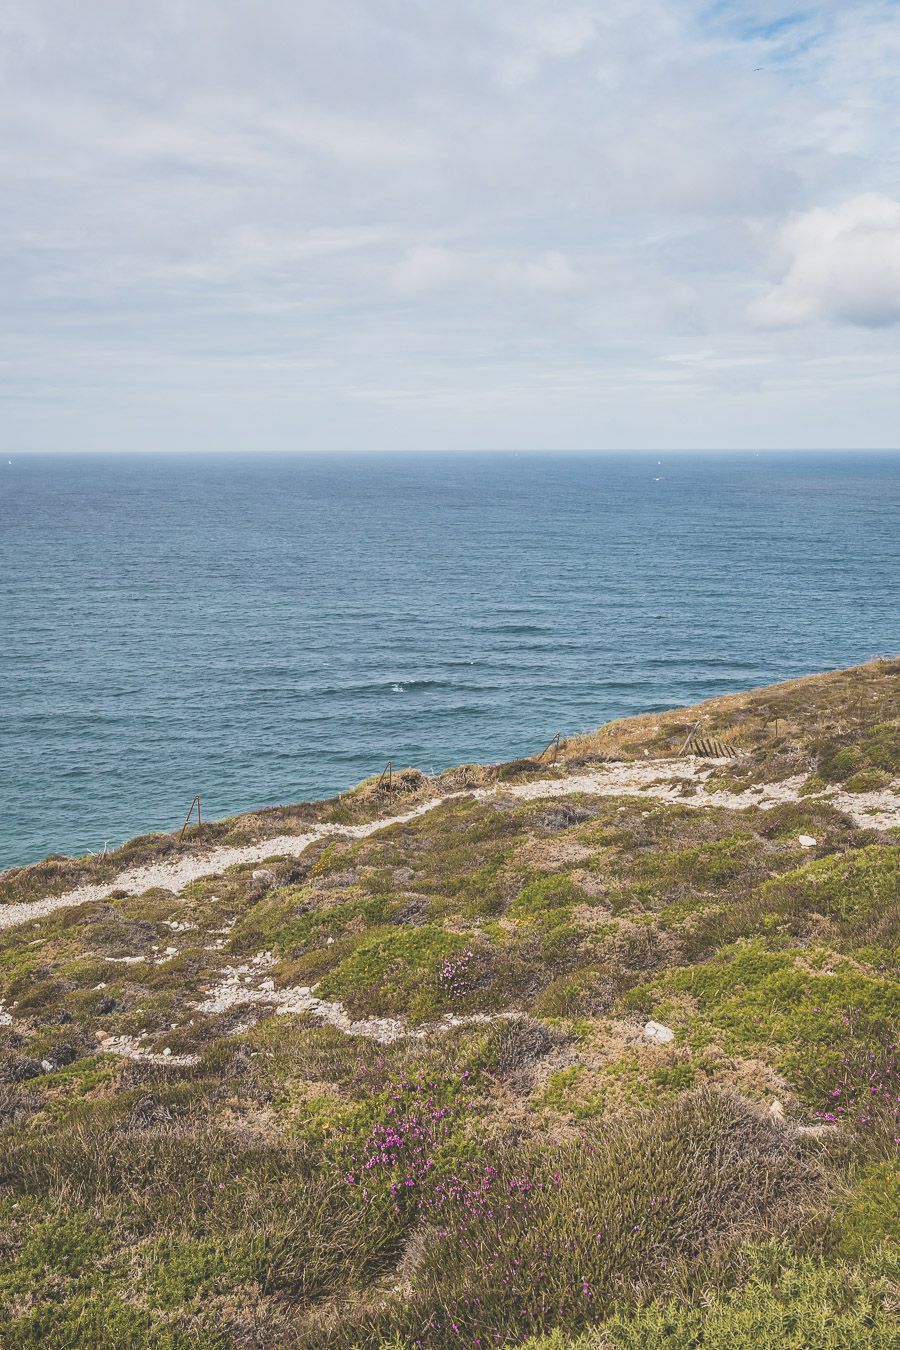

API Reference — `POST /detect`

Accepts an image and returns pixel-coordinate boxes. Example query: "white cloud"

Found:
[508,251,581,292]
[391,246,467,295]
[752,194,900,328]
[2,2,900,449]
[391,246,581,297]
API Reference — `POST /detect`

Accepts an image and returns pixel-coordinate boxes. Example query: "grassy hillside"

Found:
[0,660,897,1347]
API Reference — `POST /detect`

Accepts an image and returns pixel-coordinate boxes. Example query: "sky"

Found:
[2,1,900,452]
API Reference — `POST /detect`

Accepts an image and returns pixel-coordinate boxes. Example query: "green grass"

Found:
[622,938,898,1106]
[316,925,471,1019]
[352,1089,823,1347]
[515,1243,898,1348]
[0,661,897,1346]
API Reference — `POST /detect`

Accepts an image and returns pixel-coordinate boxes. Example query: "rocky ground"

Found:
[0,659,897,1347]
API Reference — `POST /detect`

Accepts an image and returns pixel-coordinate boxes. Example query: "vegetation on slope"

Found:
[0,661,897,1346]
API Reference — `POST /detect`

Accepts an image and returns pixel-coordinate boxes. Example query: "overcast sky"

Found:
[3,1,900,452]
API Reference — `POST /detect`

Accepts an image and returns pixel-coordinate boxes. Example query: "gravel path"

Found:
[2,760,896,933]
[193,950,519,1046]
[0,795,463,932]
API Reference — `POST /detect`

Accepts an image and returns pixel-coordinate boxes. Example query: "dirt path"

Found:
[95,951,520,1063]
[2,760,896,933]
[0,795,465,932]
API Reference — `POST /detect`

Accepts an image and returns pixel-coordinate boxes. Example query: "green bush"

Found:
[624,939,898,1101]
[316,925,470,1018]
[361,1090,820,1346]
[516,1243,898,1349]
[843,768,892,793]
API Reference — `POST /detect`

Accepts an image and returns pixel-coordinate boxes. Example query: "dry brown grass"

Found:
[559,657,900,765]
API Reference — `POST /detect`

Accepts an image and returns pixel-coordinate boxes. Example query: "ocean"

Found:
[1,451,898,870]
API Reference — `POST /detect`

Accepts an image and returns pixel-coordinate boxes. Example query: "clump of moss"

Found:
[860,721,900,774]
[831,1161,899,1260]
[813,720,900,787]
[508,873,588,928]
[540,1065,606,1119]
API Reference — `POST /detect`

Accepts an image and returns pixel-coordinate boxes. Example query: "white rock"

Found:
[643,1020,675,1045]
[41,1059,53,1072]
[162,1047,172,1057]
[798,835,817,848]
[769,1098,785,1121]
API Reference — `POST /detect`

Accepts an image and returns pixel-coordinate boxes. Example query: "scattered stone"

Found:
[798,835,817,848]
[769,1098,785,1121]
[246,868,277,901]
[643,1020,675,1045]
[99,1034,198,1067]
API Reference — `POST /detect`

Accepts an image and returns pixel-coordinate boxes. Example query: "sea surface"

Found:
[1,451,898,870]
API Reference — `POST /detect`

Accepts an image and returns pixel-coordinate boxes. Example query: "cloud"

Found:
[391,246,581,297]
[391,246,467,295]
[2,2,900,449]
[752,194,900,327]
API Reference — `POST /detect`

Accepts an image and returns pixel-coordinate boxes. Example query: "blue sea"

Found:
[1,451,898,870]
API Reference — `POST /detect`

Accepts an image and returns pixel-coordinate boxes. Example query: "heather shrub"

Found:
[361,1089,821,1345]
